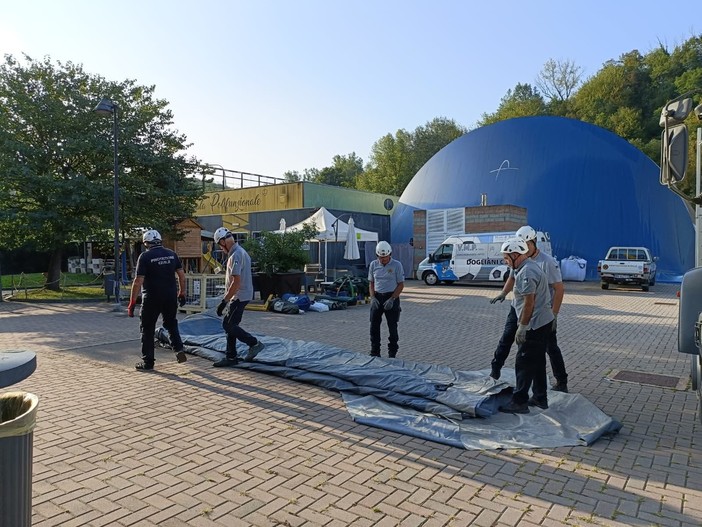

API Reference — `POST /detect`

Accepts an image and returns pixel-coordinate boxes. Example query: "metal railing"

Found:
[180,273,226,313]
[194,165,286,190]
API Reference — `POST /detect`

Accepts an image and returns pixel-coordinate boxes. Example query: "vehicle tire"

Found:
[642,285,649,292]
[650,274,656,286]
[423,272,439,286]
[601,282,609,290]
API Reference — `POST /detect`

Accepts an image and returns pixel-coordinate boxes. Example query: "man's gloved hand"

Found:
[216,300,227,317]
[515,323,528,345]
[127,300,136,318]
[490,292,507,304]
[383,297,395,311]
[178,294,186,307]
[552,313,558,333]
[371,296,381,310]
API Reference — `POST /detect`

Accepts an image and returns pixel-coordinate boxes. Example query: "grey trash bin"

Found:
[0,392,39,527]
[104,273,116,301]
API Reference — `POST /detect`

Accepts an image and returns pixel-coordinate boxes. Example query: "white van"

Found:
[416,231,552,285]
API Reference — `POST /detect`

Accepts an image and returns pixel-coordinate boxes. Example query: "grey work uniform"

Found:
[368,258,404,357]
[511,258,554,405]
[222,243,257,358]
[531,250,568,385]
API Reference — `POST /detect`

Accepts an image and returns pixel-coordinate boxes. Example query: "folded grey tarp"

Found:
[157,312,621,450]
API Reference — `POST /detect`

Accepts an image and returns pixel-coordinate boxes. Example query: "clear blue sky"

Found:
[1,1,698,179]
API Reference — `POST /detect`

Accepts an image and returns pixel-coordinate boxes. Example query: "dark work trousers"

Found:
[492,306,568,384]
[491,306,518,372]
[140,294,183,366]
[547,330,568,384]
[370,291,401,357]
[222,299,257,358]
[512,322,552,404]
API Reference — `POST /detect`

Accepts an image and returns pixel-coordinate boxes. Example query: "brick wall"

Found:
[465,205,527,233]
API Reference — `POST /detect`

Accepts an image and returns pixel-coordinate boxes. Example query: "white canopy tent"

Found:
[277,207,378,278]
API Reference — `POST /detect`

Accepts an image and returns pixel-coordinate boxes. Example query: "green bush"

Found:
[243,223,318,275]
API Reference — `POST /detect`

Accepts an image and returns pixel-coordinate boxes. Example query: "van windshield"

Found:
[433,244,453,261]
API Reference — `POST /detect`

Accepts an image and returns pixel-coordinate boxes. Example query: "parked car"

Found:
[597,246,657,291]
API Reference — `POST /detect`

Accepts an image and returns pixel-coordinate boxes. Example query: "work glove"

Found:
[371,296,381,310]
[216,300,227,317]
[552,313,558,333]
[178,294,186,307]
[383,297,395,311]
[127,300,136,318]
[490,292,507,304]
[515,323,528,345]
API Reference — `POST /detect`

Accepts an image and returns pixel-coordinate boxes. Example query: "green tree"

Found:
[411,118,467,175]
[478,83,547,126]
[243,223,318,274]
[536,59,583,102]
[536,58,583,116]
[313,153,364,187]
[356,130,413,195]
[283,170,301,182]
[0,54,203,290]
[357,118,465,194]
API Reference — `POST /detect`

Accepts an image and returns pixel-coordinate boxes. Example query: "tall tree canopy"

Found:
[285,36,702,199]
[478,83,547,127]
[356,117,466,194]
[0,55,204,288]
[284,153,364,187]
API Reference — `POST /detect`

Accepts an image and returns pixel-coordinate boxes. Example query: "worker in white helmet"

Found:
[368,241,405,358]
[127,229,187,371]
[497,238,554,415]
[212,227,265,367]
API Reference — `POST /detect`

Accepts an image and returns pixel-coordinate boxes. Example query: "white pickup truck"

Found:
[597,247,657,291]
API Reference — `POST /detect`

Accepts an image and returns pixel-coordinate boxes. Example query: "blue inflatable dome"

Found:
[392,116,694,282]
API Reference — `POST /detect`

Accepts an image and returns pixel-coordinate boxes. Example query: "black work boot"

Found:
[527,397,549,410]
[213,356,239,367]
[135,361,154,371]
[552,381,568,393]
[499,400,530,414]
[245,341,265,361]
[489,368,501,380]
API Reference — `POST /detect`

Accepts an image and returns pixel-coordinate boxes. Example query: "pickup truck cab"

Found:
[597,246,657,291]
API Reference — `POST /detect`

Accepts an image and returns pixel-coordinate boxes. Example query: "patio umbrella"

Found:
[344,217,360,260]
[279,218,286,232]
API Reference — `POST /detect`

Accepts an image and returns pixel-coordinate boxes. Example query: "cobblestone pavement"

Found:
[1,281,700,526]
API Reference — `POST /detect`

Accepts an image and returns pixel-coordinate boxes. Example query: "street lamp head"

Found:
[94,98,117,116]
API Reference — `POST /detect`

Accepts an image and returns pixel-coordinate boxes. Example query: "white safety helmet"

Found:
[214,227,232,244]
[515,225,537,242]
[376,241,392,257]
[501,238,529,255]
[142,229,162,245]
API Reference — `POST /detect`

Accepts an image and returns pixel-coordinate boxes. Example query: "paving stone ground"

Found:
[1,281,701,526]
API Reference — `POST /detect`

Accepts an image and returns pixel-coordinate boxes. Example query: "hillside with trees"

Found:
[292,35,702,199]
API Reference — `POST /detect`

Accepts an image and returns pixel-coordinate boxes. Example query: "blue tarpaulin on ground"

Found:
[157,312,621,450]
